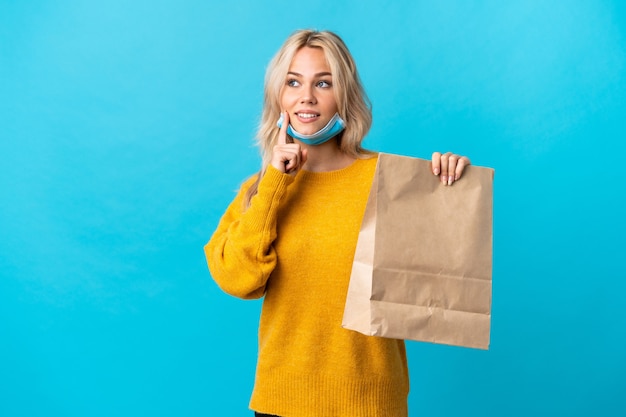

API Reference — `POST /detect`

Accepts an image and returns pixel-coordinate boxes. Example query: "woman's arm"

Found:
[204,166,294,299]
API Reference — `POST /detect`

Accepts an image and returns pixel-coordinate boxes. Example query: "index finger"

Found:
[431,152,442,175]
[278,111,290,145]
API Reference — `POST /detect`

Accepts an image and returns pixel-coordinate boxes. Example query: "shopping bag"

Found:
[342,153,494,349]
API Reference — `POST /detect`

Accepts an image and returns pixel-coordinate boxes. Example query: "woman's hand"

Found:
[271,112,308,175]
[431,152,471,186]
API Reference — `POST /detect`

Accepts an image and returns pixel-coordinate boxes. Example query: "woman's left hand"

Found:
[431,152,471,186]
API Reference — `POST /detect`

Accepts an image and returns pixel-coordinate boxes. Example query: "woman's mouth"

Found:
[295,112,320,122]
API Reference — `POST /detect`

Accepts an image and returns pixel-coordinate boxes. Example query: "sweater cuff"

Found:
[257,165,294,198]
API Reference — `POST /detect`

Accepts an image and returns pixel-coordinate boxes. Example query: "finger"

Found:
[282,144,304,175]
[271,146,298,174]
[447,154,459,185]
[278,111,290,145]
[454,156,471,181]
[439,152,451,185]
[284,150,300,173]
[431,152,442,175]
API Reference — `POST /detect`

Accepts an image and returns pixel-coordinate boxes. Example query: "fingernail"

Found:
[441,175,447,184]
[434,168,440,175]
[448,177,453,186]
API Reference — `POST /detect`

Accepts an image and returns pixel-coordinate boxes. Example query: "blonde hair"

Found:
[244,29,373,207]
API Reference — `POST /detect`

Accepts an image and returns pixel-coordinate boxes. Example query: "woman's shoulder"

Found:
[356,150,379,167]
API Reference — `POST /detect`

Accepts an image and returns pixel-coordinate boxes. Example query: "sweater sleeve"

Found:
[204,166,294,299]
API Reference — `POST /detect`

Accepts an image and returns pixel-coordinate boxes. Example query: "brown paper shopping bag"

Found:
[342,153,494,349]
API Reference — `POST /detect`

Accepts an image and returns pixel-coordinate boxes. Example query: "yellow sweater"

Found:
[205,155,409,417]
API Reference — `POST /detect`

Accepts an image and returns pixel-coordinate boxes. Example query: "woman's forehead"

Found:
[288,47,331,74]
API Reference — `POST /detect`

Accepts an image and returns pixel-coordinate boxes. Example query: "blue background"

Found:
[1,1,625,416]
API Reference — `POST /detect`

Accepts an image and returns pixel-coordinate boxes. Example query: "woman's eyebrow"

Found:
[287,71,332,77]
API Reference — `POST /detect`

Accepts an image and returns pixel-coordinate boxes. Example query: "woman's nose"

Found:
[300,85,317,104]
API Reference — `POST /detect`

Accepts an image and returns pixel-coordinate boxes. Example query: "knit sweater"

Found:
[205,155,409,417]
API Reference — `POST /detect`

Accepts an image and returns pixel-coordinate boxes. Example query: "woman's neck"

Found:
[299,138,355,172]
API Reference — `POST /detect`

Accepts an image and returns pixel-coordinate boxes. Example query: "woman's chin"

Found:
[293,124,322,135]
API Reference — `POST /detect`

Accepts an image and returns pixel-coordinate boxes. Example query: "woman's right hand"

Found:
[271,112,308,175]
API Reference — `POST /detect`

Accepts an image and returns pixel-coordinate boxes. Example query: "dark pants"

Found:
[254,413,280,417]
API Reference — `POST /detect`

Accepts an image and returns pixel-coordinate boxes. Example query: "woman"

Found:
[205,29,470,417]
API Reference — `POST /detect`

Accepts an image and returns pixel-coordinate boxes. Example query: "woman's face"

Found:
[280,46,339,136]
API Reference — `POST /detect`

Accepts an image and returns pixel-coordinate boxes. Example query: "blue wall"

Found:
[1,1,625,416]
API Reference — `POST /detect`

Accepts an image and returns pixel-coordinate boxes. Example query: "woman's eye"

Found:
[317,80,331,88]
[287,79,300,87]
